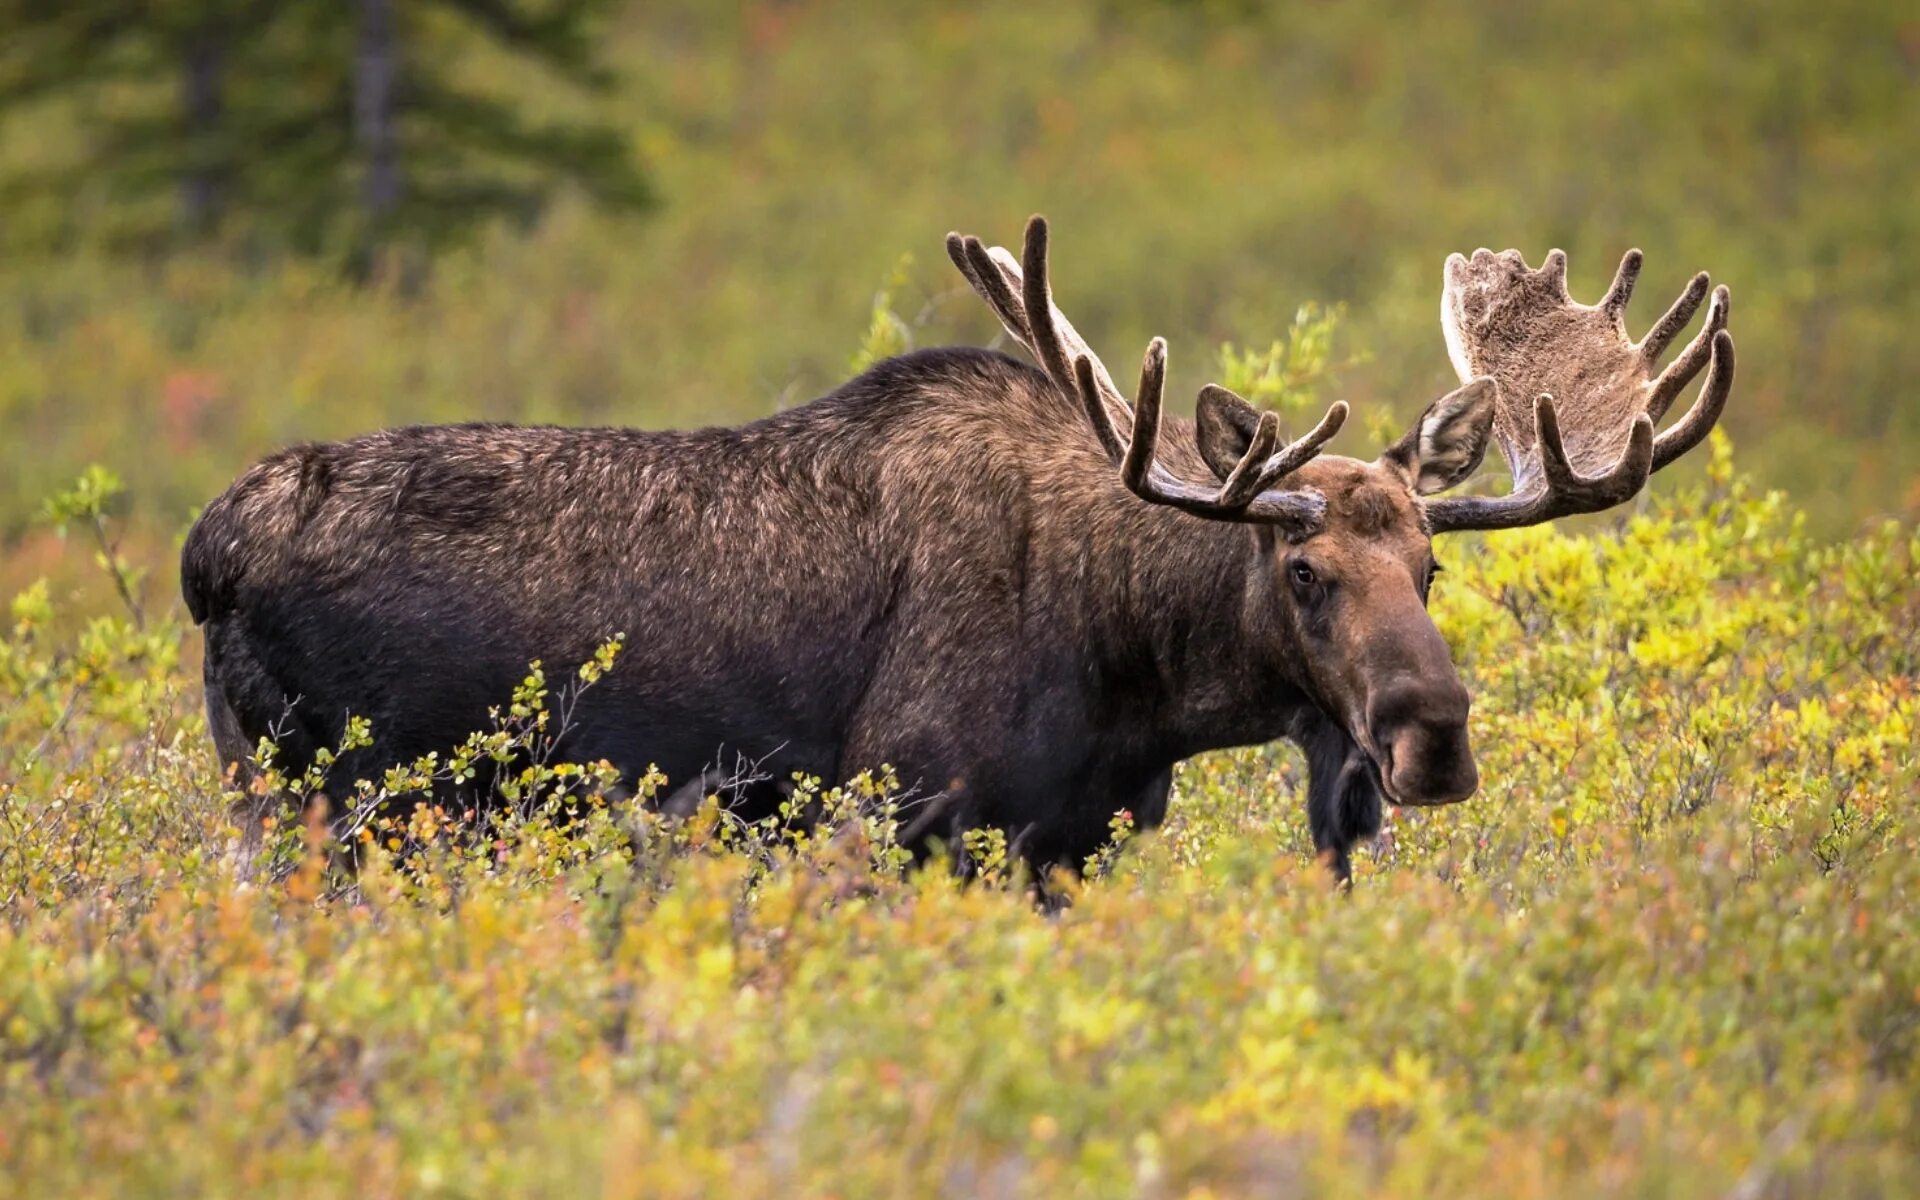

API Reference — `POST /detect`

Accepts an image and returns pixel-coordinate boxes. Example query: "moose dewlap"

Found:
[183,217,1735,881]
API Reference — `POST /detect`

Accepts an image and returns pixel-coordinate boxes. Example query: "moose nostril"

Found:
[1366,683,1472,763]
[1370,683,1457,730]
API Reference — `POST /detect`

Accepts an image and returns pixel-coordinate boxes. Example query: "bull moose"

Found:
[183,217,1734,878]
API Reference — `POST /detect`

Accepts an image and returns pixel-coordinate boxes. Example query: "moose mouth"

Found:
[1361,735,1476,808]
[1323,731,1393,808]
[1361,742,1398,805]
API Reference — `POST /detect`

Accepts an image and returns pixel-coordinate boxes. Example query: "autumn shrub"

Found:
[0,434,1916,1198]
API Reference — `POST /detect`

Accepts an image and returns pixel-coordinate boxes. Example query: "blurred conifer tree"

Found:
[0,0,651,270]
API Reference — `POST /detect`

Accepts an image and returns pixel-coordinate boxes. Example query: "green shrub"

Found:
[1,431,1915,1198]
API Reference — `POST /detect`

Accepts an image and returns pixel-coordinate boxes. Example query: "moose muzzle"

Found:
[1366,681,1479,807]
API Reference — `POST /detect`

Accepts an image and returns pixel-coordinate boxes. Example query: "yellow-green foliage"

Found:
[1,437,1916,1198]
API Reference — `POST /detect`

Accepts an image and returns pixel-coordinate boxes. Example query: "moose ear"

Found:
[1384,377,1496,495]
[1195,385,1264,481]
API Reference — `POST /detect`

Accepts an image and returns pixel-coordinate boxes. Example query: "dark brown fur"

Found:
[187,346,1479,878]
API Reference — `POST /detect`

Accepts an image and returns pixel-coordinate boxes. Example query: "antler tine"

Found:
[1427,395,1654,533]
[1539,249,1569,297]
[1536,396,1653,506]
[1069,352,1327,536]
[1652,329,1735,471]
[951,215,1334,536]
[945,232,1025,349]
[995,229,1129,413]
[951,235,1034,360]
[1248,400,1350,494]
[1639,271,1712,366]
[1118,338,1171,493]
[1601,249,1642,324]
[1211,404,1281,508]
[1645,285,1730,422]
[1018,218,1076,399]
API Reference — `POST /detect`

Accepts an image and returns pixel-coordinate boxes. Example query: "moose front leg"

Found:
[1129,765,1174,829]
[1294,712,1385,884]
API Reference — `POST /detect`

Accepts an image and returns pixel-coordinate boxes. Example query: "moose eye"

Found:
[1289,561,1317,589]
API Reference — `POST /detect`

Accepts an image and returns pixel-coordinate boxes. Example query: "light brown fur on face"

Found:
[1274,455,1476,808]
[1298,457,1425,539]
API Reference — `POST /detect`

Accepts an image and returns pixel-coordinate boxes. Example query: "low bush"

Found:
[1,436,1915,1198]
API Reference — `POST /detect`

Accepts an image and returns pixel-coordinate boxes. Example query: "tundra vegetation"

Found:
[2,1,1918,1194]
[3,378,1917,1195]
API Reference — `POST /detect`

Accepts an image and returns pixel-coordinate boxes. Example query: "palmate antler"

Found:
[1427,247,1736,532]
[946,217,1347,538]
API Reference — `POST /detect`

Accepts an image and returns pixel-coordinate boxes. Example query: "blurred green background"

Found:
[1,0,1915,560]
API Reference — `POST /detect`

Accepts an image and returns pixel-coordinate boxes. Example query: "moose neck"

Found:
[1082,497,1314,763]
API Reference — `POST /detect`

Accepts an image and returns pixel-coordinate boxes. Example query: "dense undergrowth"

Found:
[3,3,1915,1193]
[1,434,1916,1197]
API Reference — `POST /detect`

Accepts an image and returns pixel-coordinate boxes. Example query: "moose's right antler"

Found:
[1426,246,1736,533]
[946,217,1346,538]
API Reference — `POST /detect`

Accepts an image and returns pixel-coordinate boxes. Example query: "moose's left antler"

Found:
[1426,246,1735,533]
[946,216,1345,536]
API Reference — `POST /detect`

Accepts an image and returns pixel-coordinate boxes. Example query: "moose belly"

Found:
[217,557,878,812]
